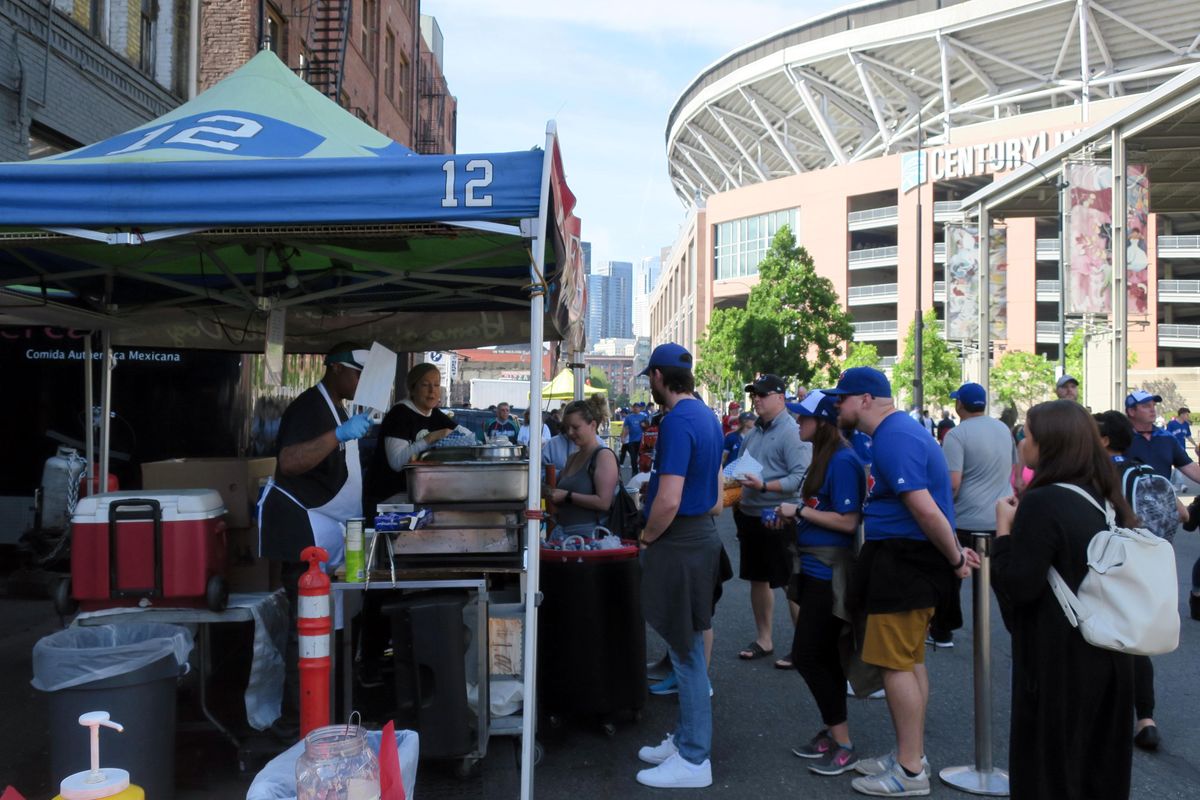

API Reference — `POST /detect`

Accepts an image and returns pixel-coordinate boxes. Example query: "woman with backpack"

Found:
[543,395,619,541]
[993,400,1135,800]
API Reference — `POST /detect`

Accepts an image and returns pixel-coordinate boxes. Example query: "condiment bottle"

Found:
[53,712,144,800]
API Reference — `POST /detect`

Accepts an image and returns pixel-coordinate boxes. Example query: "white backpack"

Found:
[1046,483,1180,656]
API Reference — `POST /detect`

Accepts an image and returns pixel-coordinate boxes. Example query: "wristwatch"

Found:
[565,490,573,504]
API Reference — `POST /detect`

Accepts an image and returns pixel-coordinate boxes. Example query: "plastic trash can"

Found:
[32,623,193,800]
[538,544,646,721]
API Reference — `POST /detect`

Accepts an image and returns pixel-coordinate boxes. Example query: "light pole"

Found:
[914,107,925,410]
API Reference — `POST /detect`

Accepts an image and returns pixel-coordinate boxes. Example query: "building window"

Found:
[361,0,377,66]
[138,0,156,74]
[88,0,103,37]
[713,208,799,280]
[265,5,286,58]
[397,51,411,121]
[383,28,395,102]
[28,124,79,160]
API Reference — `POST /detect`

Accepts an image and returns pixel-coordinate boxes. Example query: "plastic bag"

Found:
[246,728,419,800]
[31,623,192,692]
[467,676,524,717]
[723,453,764,482]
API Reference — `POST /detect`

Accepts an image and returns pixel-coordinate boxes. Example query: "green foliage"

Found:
[1066,327,1084,383]
[842,342,881,370]
[695,307,748,401]
[611,391,631,409]
[737,226,856,387]
[892,310,960,409]
[990,351,1056,415]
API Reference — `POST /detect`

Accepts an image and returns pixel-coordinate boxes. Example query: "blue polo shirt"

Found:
[1166,418,1192,451]
[1126,427,1191,479]
[863,411,956,541]
[797,447,865,579]
[623,411,648,443]
[644,397,723,519]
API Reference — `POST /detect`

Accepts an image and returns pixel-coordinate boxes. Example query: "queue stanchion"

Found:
[940,533,1009,796]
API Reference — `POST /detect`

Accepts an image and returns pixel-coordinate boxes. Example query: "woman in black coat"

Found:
[992,400,1135,800]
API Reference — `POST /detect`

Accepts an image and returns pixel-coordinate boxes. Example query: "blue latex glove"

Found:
[335,412,372,443]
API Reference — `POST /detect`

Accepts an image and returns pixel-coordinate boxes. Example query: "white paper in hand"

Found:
[352,342,398,413]
[723,453,764,482]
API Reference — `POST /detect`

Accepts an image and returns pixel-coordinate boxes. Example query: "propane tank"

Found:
[40,448,88,530]
[52,711,144,800]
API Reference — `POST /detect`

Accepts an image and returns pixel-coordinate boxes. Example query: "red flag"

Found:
[379,720,406,800]
[2,787,29,800]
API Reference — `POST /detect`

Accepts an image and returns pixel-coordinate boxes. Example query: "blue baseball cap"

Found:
[825,367,893,398]
[1125,390,1162,408]
[951,382,987,411]
[633,401,646,408]
[787,389,839,421]
[639,343,694,376]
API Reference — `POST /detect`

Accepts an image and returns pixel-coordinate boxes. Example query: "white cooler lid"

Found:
[73,489,227,523]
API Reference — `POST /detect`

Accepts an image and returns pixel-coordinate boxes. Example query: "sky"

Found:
[423,1,836,269]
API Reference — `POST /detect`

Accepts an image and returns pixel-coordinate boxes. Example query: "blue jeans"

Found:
[669,631,711,764]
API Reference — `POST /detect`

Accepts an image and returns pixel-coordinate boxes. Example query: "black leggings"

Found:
[790,574,848,728]
[1134,655,1155,720]
[619,441,640,466]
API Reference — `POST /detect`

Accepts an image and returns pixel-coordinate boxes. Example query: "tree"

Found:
[990,351,1056,415]
[695,307,747,400]
[587,366,609,390]
[736,226,855,387]
[842,342,881,370]
[1066,327,1084,383]
[892,310,960,409]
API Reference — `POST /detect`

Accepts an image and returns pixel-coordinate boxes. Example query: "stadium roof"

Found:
[666,0,1200,204]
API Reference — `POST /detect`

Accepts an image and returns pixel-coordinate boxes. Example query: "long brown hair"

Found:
[802,418,849,501]
[1025,400,1136,525]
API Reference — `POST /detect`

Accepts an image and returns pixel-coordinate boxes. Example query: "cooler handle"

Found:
[108,498,163,600]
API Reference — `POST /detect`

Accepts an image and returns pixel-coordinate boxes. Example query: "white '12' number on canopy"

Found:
[106,115,262,155]
[441,159,494,208]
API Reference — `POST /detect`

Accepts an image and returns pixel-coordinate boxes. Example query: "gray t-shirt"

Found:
[942,415,1017,531]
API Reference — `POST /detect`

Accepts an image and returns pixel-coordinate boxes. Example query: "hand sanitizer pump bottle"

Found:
[54,711,145,800]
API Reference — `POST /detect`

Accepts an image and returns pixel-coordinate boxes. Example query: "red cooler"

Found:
[70,490,230,612]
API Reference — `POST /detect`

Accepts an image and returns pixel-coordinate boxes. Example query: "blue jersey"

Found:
[623,411,648,443]
[863,412,956,541]
[1126,427,1191,479]
[1166,419,1192,451]
[849,430,873,469]
[723,430,745,463]
[797,447,864,579]
[645,397,723,519]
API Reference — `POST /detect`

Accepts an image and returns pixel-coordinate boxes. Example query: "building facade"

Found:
[584,353,636,400]
[654,0,1200,375]
[1,0,190,162]
[200,0,456,153]
[586,260,634,348]
[633,255,661,338]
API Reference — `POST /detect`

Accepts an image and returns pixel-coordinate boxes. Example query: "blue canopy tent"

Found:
[0,51,581,796]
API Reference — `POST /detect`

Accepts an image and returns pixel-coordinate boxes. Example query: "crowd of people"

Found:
[629,342,1195,797]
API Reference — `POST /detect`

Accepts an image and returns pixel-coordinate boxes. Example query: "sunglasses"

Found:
[750,390,778,398]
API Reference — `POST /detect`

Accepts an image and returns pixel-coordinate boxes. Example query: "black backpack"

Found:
[588,448,643,539]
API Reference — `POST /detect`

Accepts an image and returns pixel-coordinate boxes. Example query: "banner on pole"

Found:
[1127,164,1150,316]
[944,224,1007,341]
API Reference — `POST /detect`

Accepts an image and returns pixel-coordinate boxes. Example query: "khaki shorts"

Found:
[862,608,935,671]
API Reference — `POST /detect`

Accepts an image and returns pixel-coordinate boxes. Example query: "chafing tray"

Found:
[382,509,521,555]
[421,444,526,463]
[403,460,530,503]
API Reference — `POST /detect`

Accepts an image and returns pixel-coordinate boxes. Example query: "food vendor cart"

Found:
[0,50,585,800]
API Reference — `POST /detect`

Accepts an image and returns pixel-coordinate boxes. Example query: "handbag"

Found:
[1047,483,1180,656]
[587,448,643,539]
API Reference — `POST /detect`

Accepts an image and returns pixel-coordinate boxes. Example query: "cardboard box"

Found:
[142,457,276,527]
[225,525,279,593]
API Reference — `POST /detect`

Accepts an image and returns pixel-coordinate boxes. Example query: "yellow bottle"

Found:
[53,711,145,800]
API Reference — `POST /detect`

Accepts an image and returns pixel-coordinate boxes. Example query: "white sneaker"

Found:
[636,752,713,788]
[637,733,678,765]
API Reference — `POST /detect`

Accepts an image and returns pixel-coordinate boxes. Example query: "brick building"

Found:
[584,353,635,401]
[200,0,456,153]
[0,0,190,162]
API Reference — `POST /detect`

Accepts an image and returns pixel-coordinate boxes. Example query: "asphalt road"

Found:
[4,507,1200,799]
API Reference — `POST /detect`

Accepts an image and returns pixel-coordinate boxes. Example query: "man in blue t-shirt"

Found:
[825,367,977,796]
[620,402,649,469]
[634,343,723,790]
[1166,407,1195,455]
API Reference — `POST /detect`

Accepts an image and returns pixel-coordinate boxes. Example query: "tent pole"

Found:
[572,350,585,401]
[99,329,113,495]
[84,335,94,497]
[520,121,557,800]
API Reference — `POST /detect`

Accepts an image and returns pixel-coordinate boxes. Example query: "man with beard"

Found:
[826,367,978,797]
[635,343,724,789]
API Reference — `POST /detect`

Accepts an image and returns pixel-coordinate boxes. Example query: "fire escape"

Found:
[300,0,350,101]
[416,48,449,154]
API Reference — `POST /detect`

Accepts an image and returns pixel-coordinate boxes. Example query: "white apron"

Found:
[258,383,362,569]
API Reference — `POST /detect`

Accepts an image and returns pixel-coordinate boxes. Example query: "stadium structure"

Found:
[650,0,1200,386]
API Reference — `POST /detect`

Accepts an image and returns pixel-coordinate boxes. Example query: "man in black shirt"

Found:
[257,342,372,734]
